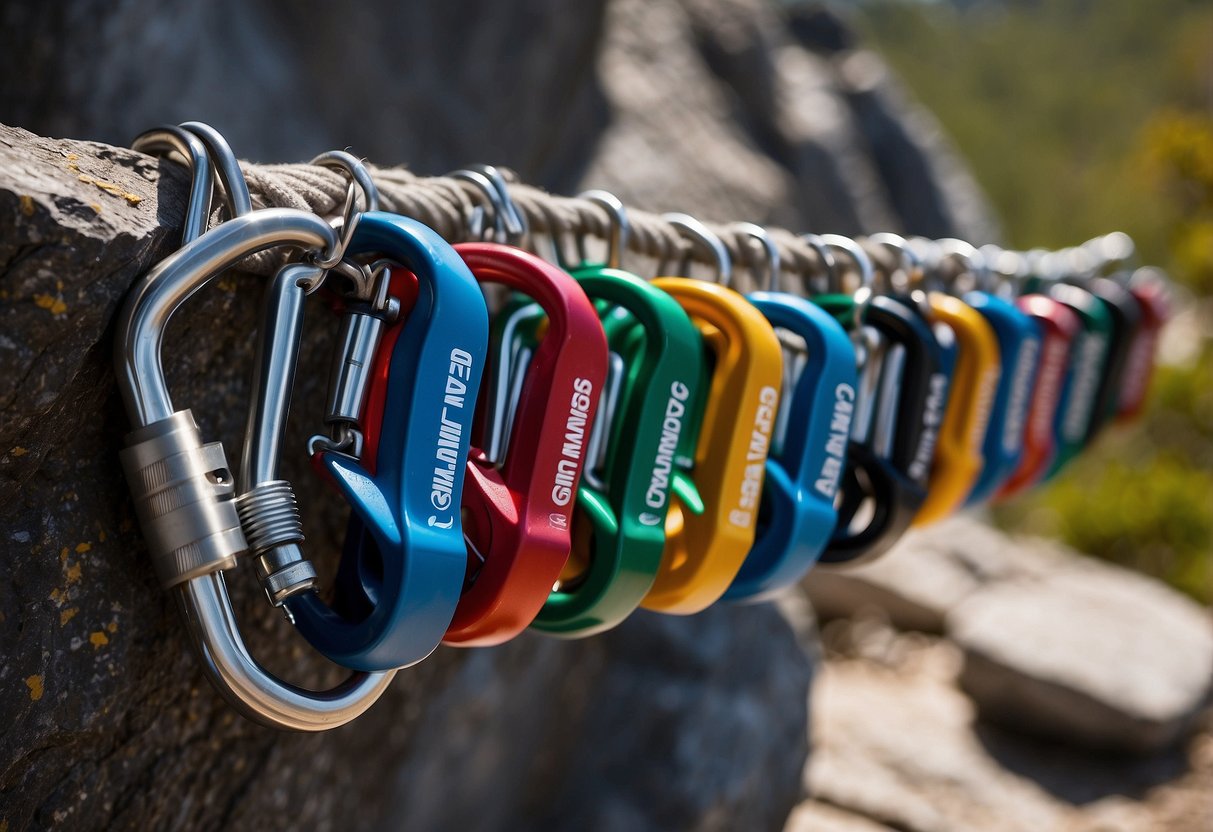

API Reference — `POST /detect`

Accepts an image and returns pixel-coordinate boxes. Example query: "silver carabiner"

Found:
[119,130,393,731]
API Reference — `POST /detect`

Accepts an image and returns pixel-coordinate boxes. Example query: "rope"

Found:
[211,159,833,294]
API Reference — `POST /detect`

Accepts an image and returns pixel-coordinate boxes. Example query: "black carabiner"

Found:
[815,293,956,564]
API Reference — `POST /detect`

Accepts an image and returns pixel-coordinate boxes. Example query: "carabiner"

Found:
[995,293,1082,498]
[1116,268,1170,422]
[115,169,398,731]
[526,269,705,636]
[960,248,1043,505]
[638,227,784,614]
[1072,275,1143,439]
[910,240,1002,525]
[725,225,858,601]
[289,212,489,671]
[522,195,708,637]
[433,242,608,646]
[1033,274,1113,477]
[816,234,955,564]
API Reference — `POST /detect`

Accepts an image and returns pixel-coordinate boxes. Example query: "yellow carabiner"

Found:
[913,292,1001,526]
[641,278,783,614]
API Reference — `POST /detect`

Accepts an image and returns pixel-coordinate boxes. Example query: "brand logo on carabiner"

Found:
[429,348,475,525]
[1002,339,1039,454]
[1061,333,1106,442]
[730,385,779,528]
[908,373,948,483]
[551,377,595,508]
[644,381,691,512]
[816,383,855,499]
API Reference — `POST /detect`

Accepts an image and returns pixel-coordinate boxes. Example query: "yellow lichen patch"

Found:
[75,542,91,554]
[33,294,67,316]
[10,447,27,457]
[60,607,78,626]
[90,203,102,214]
[75,172,143,206]
[19,195,34,216]
[24,675,43,701]
[89,631,109,649]
[65,563,82,584]
[106,620,118,633]
[59,547,69,561]
[98,530,107,543]
[49,588,64,605]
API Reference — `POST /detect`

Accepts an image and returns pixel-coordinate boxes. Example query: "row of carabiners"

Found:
[115,124,1169,731]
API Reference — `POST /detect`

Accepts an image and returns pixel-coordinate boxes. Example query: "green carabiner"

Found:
[504,264,705,637]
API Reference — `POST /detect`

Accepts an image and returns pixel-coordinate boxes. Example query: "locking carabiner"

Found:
[961,248,1043,506]
[909,239,1002,525]
[816,234,955,564]
[435,242,608,646]
[118,126,394,730]
[723,225,859,601]
[639,228,784,615]
[289,212,489,671]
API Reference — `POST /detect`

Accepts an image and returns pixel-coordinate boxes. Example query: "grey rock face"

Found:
[807,515,1213,755]
[796,619,1213,832]
[0,1,999,829]
[806,656,1069,832]
[950,564,1213,754]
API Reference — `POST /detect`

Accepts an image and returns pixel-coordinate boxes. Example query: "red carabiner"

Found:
[442,242,608,646]
[1117,274,1170,422]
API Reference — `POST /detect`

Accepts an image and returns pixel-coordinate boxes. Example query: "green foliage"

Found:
[853,0,1213,601]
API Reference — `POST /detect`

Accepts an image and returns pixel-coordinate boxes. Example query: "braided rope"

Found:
[217,159,834,294]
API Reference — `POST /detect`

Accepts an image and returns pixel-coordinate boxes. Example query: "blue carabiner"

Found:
[725,291,858,600]
[286,212,489,671]
[963,291,1042,505]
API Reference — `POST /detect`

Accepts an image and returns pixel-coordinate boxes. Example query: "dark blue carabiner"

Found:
[963,291,1042,505]
[725,291,858,600]
[287,212,489,671]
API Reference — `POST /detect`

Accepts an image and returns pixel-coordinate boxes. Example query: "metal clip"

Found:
[994,293,1081,498]
[433,243,608,646]
[815,235,956,565]
[118,124,393,730]
[907,239,1003,526]
[724,224,860,601]
[530,244,707,637]
[956,244,1046,507]
[638,224,785,614]
[295,212,489,670]
[1116,267,1170,423]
